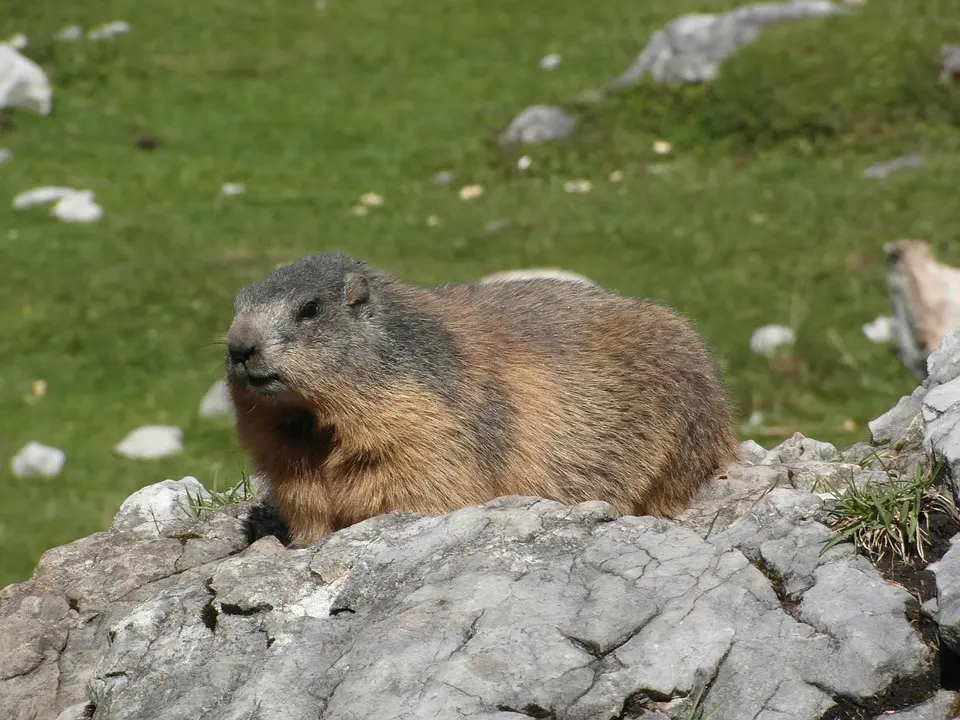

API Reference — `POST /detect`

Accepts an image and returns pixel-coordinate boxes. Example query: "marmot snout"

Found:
[226,252,740,547]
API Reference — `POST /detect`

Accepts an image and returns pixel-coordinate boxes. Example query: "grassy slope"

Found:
[1,0,958,586]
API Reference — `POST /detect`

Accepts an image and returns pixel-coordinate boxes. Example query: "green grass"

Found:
[1,0,958,587]
[820,458,958,564]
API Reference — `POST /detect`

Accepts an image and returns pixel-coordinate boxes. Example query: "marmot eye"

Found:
[298,300,319,320]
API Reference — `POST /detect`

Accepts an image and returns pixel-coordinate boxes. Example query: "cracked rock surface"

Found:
[1,483,942,720]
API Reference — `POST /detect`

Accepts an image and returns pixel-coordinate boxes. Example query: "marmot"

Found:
[225,252,740,547]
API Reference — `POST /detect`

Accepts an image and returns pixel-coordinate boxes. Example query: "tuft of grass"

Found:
[183,469,261,518]
[820,459,959,564]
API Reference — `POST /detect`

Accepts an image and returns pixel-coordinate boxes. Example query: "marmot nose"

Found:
[228,340,258,365]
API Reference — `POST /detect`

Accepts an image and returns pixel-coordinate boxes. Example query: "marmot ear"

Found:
[344,272,370,307]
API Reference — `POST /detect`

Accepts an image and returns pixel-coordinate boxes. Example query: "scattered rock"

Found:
[219,182,245,197]
[199,379,233,418]
[6,33,28,51]
[539,53,561,71]
[921,331,960,507]
[884,240,960,380]
[861,154,926,180]
[498,105,577,147]
[563,178,592,194]
[56,26,83,42]
[113,426,184,460]
[869,385,927,445]
[606,1,849,90]
[10,441,66,478]
[459,184,484,200]
[940,44,960,85]
[928,330,960,388]
[749,323,795,356]
[863,314,896,343]
[87,21,130,41]
[13,186,103,224]
[111,477,211,537]
[0,148,11,166]
[432,170,454,185]
[479,268,596,286]
[0,44,52,115]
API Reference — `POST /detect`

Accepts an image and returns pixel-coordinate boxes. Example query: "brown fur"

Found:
[226,256,740,547]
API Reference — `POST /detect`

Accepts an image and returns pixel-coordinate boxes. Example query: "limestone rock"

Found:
[110,477,211,537]
[10,441,66,478]
[884,240,960,379]
[874,690,960,720]
[198,378,233,418]
[607,1,848,90]
[869,385,928,445]
[113,425,184,459]
[498,105,577,147]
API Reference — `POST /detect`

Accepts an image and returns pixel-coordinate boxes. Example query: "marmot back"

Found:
[225,252,740,547]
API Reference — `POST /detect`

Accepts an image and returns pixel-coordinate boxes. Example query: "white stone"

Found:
[6,34,28,50]
[199,379,233,418]
[220,182,245,197]
[861,315,895,344]
[0,44,52,115]
[87,21,130,41]
[112,477,211,536]
[11,441,66,478]
[0,148,11,166]
[114,425,184,460]
[57,26,83,42]
[51,190,103,223]
[539,53,561,71]
[750,324,795,356]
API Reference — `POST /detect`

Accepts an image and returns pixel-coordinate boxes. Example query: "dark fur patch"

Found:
[275,409,336,454]
[467,379,514,475]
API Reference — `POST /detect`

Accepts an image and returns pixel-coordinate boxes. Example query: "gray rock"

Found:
[607,1,849,89]
[941,44,960,85]
[498,105,577,146]
[860,153,926,180]
[54,703,93,720]
[198,378,233,418]
[10,441,66,478]
[928,329,960,388]
[739,439,768,464]
[869,385,928,445]
[761,431,839,464]
[875,690,960,720]
[110,477,211,537]
[113,425,184,460]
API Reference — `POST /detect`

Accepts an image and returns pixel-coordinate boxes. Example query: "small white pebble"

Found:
[750,324,795,356]
[517,155,532,171]
[12,442,66,478]
[459,184,484,201]
[7,33,28,50]
[653,140,672,155]
[862,316,895,344]
[433,170,454,185]
[539,53,561,71]
[114,426,184,460]
[57,25,83,42]
[359,192,383,207]
[87,21,130,41]
[608,170,623,183]
[563,179,592,194]
[31,379,47,398]
[220,182,245,197]
[746,410,764,427]
[51,191,103,224]
[0,148,11,166]
[199,379,233,418]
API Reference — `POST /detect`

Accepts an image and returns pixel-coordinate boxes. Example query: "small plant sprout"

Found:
[184,468,261,517]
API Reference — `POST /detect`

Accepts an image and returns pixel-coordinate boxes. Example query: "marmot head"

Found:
[225,252,389,411]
